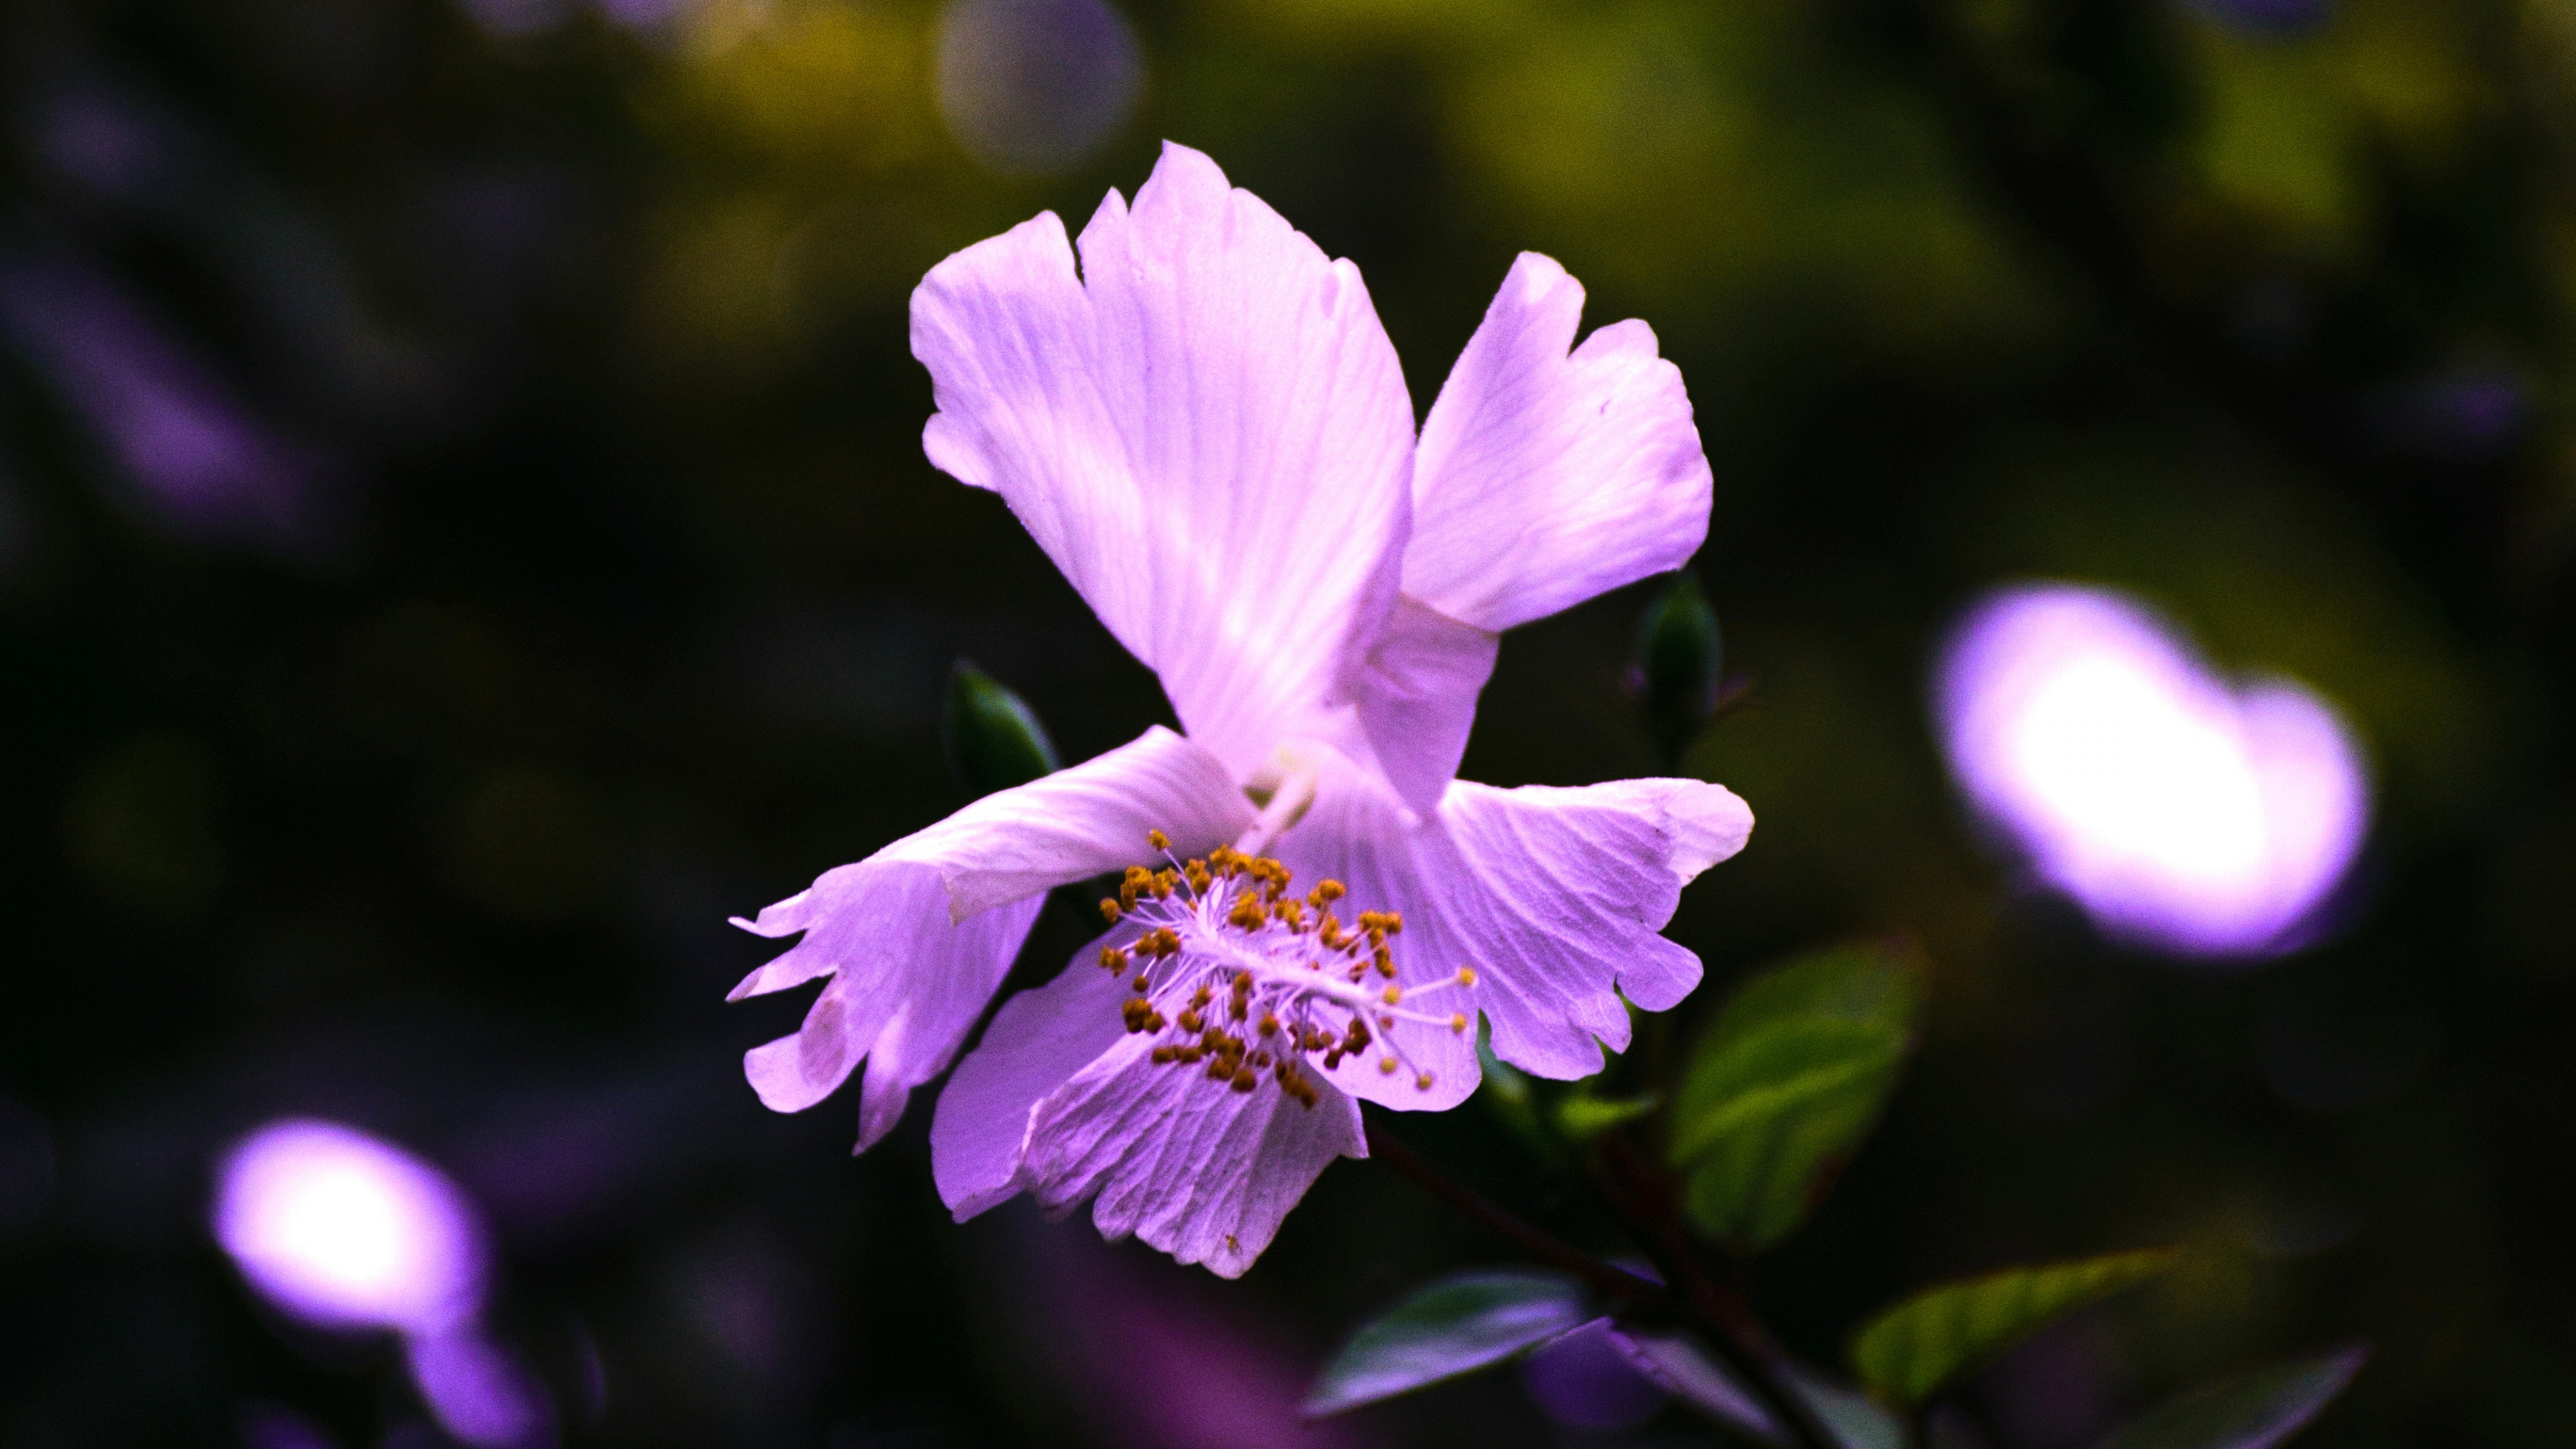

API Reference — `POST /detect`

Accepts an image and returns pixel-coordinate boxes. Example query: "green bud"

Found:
[942,659,1061,798]
[1635,570,1721,771]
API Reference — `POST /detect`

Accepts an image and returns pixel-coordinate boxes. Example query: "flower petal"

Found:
[1352,595,1501,816]
[1275,751,1754,1096]
[1407,252,1712,633]
[729,726,1246,992]
[741,868,1042,1148]
[1441,775,1751,1071]
[729,726,1247,1148]
[912,142,1417,780]
[1267,757,1483,1112]
[930,949,1132,1220]
[1018,1034,1366,1278]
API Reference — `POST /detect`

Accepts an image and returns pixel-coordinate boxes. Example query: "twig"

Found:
[1362,1114,1668,1310]
[1365,1116,1843,1449]
[1595,1138,1847,1449]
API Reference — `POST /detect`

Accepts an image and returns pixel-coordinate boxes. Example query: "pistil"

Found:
[1095,832,1474,1106]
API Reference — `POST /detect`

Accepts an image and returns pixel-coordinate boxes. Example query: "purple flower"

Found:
[731,144,1752,1275]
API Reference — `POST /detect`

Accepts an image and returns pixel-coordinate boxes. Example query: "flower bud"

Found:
[1634,571,1721,771]
[942,659,1061,798]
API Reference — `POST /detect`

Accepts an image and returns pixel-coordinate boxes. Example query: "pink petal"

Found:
[930,948,1132,1220]
[911,143,1417,781]
[1444,776,1750,1073]
[1267,757,1485,1112]
[741,871,1040,1148]
[729,726,1248,1148]
[1018,1035,1366,1278]
[1352,595,1501,816]
[1407,252,1712,633]
[1275,751,1754,1097]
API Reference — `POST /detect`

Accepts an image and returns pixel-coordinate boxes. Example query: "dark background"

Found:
[3,0,2571,1446]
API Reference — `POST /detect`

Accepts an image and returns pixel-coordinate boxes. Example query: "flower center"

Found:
[1094,830,1475,1107]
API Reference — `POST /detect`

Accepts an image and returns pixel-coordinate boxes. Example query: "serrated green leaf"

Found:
[1668,943,1920,1250]
[1303,1270,1593,1417]
[2093,1346,2367,1449]
[1851,1249,2180,1407]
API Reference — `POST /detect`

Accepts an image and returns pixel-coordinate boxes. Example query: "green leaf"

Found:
[1556,1089,1661,1142]
[2092,1346,2367,1449]
[1790,1367,1908,1449]
[1608,1326,1777,1438]
[941,659,1059,798]
[1851,1248,2180,1407]
[1303,1270,1593,1417]
[1668,943,1920,1250]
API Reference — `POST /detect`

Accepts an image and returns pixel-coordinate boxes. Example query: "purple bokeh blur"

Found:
[1936,584,2370,960]
[934,0,1143,175]
[215,1119,555,1448]
[215,1119,489,1335]
[2190,0,2334,36]
[408,1330,558,1449]
[0,254,315,548]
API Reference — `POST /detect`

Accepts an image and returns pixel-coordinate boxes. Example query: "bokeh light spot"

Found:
[1936,583,2370,959]
[214,1119,488,1336]
[934,0,1142,175]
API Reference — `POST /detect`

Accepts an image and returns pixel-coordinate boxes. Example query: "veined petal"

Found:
[1274,751,1753,1095]
[729,725,1245,984]
[729,726,1246,1149]
[1442,775,1750,1072]
[912,142,1417,780]
[1018,1033,1366,1278]
[1268,756,1483,1112]
[1352,595,1501,817]
[741,871,1041,1149]
[1407,252,1712,633]
[930,949,1131,1220]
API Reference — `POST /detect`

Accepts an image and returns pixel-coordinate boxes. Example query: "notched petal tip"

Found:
[1658,780,1754,881]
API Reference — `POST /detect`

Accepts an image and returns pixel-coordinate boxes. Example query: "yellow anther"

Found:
[1456,967,1478,986]
[1449,1013,1468,1032]
[1379,1057,1398,1075]
[1381,985,1403,1005]
[1415,1072,1434,1090]
[1147,828,1169,851]
[1132,973,1150,991]
[1099,898,1122,924]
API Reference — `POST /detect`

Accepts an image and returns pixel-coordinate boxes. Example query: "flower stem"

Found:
[1593,1136,1847,1449]
[1360,1114,1666,1309]
[1362,1116,1843,1449]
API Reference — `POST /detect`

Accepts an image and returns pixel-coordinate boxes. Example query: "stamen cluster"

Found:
[1095,830,1477,1108]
